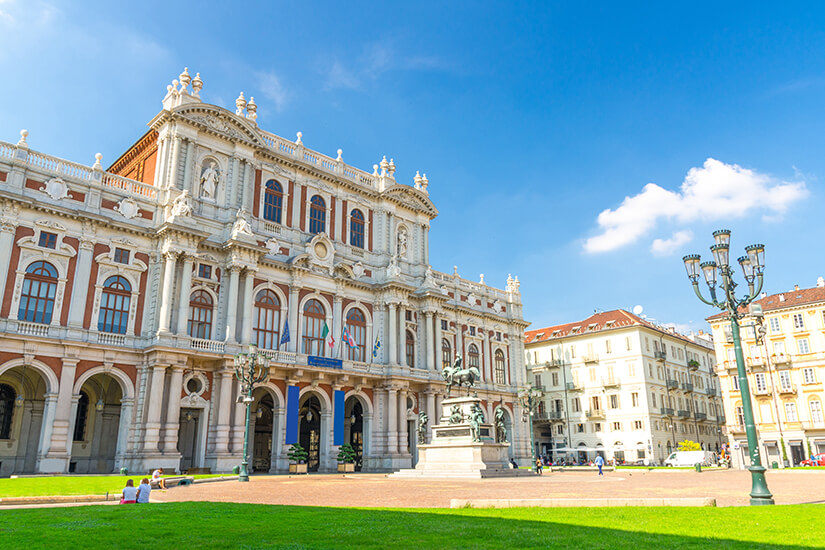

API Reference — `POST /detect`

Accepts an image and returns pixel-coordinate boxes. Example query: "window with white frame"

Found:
[625,336,632,350]
[769,317,781,333]
[779,371,792,392]
[802,368,816,384]
[634,420,643,430]
[731,376,740,390]
[797,338,810,355]
[736,406,744,425]
[632,392,639,407]
[605,339,612,354]
[785,402,798,422]
[773,341,785,355]
[726,348,736,362]
[793,313,804,330]
[810,400,823,424]
[754,373,767,393]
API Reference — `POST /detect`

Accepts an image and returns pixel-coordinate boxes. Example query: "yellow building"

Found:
[708,280,825,468]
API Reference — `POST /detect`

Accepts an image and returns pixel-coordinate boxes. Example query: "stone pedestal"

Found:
[391,396,531,478]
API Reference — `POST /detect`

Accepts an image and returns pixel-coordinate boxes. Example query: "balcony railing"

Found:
[16,321,50,337]
[666,379,679,390]
[694,412,707,420]
[660,407,674,416]
[778,385,797,395]
[706,387,718,396]
[687,359,700,371]
[547,358,564,368]
[681,382,694,392]
[191,338,226,353]
[97,332,126,346]
[582,354,599,364]
[747,357,767,369]
[772,354,792,367]
[535,410,564,421]
[566,382,584,392]
[729,424,746,433]
[654,350,667,362]
[585,409,605,419]
[677,409,691,418]
[259,349,297,364]
[753,386,771,396]
[602,377,620,388]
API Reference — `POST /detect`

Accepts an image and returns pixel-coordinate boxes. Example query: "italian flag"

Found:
[321,321,335,351]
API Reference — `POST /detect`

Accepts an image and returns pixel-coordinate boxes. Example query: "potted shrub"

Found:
[287,443,309,474]
[336,443,357,473]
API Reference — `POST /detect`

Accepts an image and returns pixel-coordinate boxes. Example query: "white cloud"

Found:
[323,42,445,90]
[583,158,808,254]
[650,230,693,256]
[256,71,288,112]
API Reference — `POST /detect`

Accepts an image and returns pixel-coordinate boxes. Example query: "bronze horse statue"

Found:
[442,355,480,397]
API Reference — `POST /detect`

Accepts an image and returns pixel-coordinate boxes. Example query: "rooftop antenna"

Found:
[632,305,644,316]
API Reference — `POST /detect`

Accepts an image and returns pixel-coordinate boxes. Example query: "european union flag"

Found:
[280,319,290,347]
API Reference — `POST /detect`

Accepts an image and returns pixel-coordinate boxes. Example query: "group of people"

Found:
[120,468,166,504]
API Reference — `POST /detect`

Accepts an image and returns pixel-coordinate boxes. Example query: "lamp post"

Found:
[518,385,543,465]
[682,229,774,505]
[234,346,270,482]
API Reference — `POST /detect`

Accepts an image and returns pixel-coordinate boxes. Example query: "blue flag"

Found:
[372,335,381,358]
[280,319,290,347]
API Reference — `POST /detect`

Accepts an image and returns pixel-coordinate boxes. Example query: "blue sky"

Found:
[1,1,823,333]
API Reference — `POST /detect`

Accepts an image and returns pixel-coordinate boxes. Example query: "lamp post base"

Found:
[748,465,774,505]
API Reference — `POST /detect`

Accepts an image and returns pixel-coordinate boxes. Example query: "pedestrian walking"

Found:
[594,454,605,476]
[535,457,543,475]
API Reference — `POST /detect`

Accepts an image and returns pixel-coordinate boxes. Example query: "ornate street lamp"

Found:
[518,385,543,465]
[682,230,773,505]
[234,346,270,482]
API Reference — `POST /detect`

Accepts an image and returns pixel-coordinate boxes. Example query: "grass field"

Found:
[0,475,226,497]
[0,502,822,549]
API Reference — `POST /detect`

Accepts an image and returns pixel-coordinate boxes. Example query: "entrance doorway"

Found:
[344,398,364,471]
[299,395,322,472]
[790,441,805,466]
[253,394,274,472]
[179,408,200,472]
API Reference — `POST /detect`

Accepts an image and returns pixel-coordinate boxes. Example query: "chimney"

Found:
[794,284,800,291]
[779,294,785,302]
[761,292,767,298]
[817,276,825,288]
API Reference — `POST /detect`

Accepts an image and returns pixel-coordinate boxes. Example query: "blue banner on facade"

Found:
[307,356,343,369]
[333,390,345,446]
[285,385,300,445]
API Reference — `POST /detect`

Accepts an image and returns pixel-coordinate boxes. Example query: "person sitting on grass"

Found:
[121,479,138,504]
[152,468,167,489]
[136,478,151,503]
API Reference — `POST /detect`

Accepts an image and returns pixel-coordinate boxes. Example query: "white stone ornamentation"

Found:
[387,255,401,279]
[231,208,254,238]
[199,161,220,199]
[396,226,408,258]
[40,177,69,201]
[171,190,193,218]
[352,261,365,279]
[114,198,140,219]
[265,237,280,256]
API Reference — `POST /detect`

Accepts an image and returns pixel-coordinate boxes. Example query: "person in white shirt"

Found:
[121,479,138,504]
[152,468,167,489]
[136,478,151,503]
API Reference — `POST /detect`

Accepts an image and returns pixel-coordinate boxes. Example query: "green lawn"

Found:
[0,475,227,497]
[0,502,822,549]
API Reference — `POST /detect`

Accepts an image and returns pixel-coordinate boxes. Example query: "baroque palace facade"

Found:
[0,68,530,475]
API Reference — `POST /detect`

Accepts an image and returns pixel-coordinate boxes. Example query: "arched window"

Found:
[441,338,452,369]
[494,349,506,384]
[346,308,367,361]
[264,180,283,223]
[405,330,415,367]
[254,289,280,349]
[188,290,213,340]
[309,195,326,234]
[18,261,58,324]
[0,383,15,439]
[97,276,131,334]
[73,391,89,442]
[350,209,365,249]
[468,344,480,372]
[302,299,326,356]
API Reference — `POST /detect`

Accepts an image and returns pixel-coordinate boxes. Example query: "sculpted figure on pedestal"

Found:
[200,161,220,199]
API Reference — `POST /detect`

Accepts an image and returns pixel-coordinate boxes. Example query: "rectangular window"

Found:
[551,372,559,386]
[646,337,650,351]
[678,349,683,360]
[38,231,57,249]
[534,375,541,387]
[594,423,602,432]
[803,368,816,384]
[754,373,767,393]
[605,339,612,354]
[198,264,212,279]
[811,401,824,424]
[496,331,502,341]
[732,376,740,390]
[589,368,596,382]
[632,392,639,407]
[634,420,643,430]
[576,423,584,433]
[797,338,810,354]
[441,320,448,330]
[626,336,632,350]
[609,394,619,409]
[591,396,601,411]
[611,422,621,431]
[726,348,736,362]
[628,363,635,377]
[113,247,130,264]
[793,313,804,330]
[650,393,656,407]
[779,371,792,392]
[785,402,798,422]
[570,345,576,358]
[572,398,580,412]
[773,341,785,355]
[556,424,564,435]
[769,317,781,333]
[406,311,413,322]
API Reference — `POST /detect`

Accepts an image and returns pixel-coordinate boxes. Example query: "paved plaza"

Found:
[150,470,823,508]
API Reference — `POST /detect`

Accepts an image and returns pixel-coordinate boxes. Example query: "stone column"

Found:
[397,388,409,455]
[0,220,15,307]
[425,391,436,443]
[168,137,182,190]
[143,365,167,453]
[241,269,256,345]
[38,359,77,472]
[434,315,443,370]
[231,381,246,454]
[387,303,397,365]
[425,311,435,371]
[228,156,240,210]
[176,254,194,336]
[435,394,444,424]
[157,252,178,334]
[386,386,398,454]
[482,333,491,381]
[214,369,234,454]
[162,366,184,454]
[333,293,343,358]
[398,304,406,366]
[224,265,241,343]
[181,139,194,193]
[288,285,300,353]
[66,239,94,328]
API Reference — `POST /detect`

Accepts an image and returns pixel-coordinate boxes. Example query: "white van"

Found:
[664,450,716,467]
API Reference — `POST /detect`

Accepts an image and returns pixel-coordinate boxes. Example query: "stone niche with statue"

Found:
[391,357,530,478]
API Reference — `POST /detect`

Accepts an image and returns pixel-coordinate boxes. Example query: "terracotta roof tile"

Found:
[706,285,825,322]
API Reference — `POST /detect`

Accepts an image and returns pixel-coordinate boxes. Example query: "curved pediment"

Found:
[172,104,267,148]
[382,184,439,218]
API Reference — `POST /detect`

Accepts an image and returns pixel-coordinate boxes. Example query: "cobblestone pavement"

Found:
[150,470,824,508]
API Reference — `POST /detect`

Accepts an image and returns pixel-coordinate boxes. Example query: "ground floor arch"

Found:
[298,392,325,472]
[0,364,52,475]
[70,372,124,473]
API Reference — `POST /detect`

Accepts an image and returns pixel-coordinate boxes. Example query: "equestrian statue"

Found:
[442,354,480,397]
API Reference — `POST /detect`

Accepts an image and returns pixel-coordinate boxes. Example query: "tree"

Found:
[336,443,357,464]
[677,439,701,451]
[287,443,309,464]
